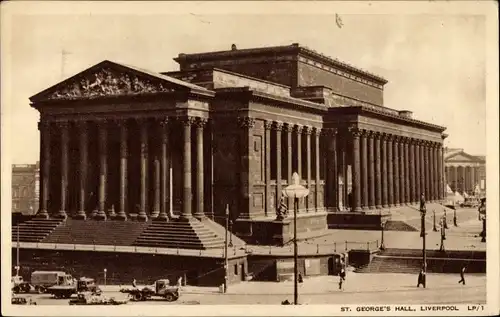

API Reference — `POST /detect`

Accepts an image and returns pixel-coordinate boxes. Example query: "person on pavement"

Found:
[417,268,425,288]
[458,265,466,285]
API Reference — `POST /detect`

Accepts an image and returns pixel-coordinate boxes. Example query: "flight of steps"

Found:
[11,218,64,243]
[355,248,486,274]
[42,219,150,246]
[133,218,226,250]
[384,220,418,232]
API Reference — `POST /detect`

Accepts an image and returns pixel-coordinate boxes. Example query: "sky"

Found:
[2,2,489,164]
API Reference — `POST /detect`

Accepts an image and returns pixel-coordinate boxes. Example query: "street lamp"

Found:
[282,172,310,306]
[432,210,437,232]
[443,209,448,229]
[481,215,486,243]
[419,194,427,288]
[439,217,446,252]
[379,216,387,251]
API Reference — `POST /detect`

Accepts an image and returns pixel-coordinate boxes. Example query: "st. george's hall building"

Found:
[19,44,447,259]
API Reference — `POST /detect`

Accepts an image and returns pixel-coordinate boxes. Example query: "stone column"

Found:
[409,139,416,204]
[461,164,466,194]
[387,135,394,207]
[314,127,321,212]
[360,130,369,210]
[420,142,426,198]
[264,121,272,216]
[415,141,421,200]
[374,132,382,209]
[305,126,313,212]
[57,121,69,219]
[470,163,476,194]
[381,134,389,208]
[286,124,294,209]
[399,138,405,205]
[96,120,108,220]
[349,127,362,212]
[404,138,410,205]
[296,125,303,211]
[438,146,444,200]
[326,128,338,212]
[75,121,88,220]
[194,117,207,219]
[434,144,439,200]
[181,117,195,220]
[37,121,50,219]
[275,121,283,211]
[368,131,375,209]
[116,120,128,221]
[425,143,431,200]
[158,118,170,221]
[393,136,401,206]
[137,118,149,222]
[152,155,161,219]
[429,144,435,201]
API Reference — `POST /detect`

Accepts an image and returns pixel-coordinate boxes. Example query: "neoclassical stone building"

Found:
[29,44,447,244]
[444,148,486,195]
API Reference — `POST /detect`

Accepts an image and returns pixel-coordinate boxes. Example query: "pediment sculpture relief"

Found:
[49,67,175,100]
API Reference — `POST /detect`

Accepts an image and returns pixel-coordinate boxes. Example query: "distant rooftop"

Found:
[175,43,388,85]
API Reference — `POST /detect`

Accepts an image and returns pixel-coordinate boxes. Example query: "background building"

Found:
[12,162,40,215]
[444,148,486,196]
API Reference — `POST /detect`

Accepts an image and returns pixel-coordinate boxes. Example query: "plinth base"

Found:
[234,212,328,246]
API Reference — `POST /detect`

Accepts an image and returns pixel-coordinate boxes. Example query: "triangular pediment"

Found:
[30,60,210,102]
[445,151,482,163]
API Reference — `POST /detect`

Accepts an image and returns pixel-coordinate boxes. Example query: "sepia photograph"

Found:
[1,1,498,316]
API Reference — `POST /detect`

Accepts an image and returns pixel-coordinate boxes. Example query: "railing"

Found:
[16,239,380,258]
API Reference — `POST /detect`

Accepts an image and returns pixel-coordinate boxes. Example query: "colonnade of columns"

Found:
[350,127,444,212]
[264,120,323,213]
[36,116,208,222]
[445,165,480,195]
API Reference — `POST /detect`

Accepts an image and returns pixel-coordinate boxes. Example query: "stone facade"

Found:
[29,44,446,245]
[12,162,39,215]
[444,148,486,195]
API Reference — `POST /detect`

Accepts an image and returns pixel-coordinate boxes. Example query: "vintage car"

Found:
[69,292,127,305]
[11,296,37,305]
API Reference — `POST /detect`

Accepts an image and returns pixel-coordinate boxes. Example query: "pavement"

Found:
[16,272,486,305]
[246,206,486,255]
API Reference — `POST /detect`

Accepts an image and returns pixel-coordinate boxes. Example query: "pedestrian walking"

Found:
[298,273,303,284]
[132,278,137,288]
[338,274,343,290]
[417,268,425,288]
[458,265,466,285]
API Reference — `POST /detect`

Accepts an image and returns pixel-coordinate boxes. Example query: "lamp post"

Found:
[224,204,230,293]
[379,217,386,251]
[443,209,448,229]
[282,172,309,306]
[481,215,486,243]
[432,210,437,232]
[453,208,457,227]
[439,217,446,252]
[419,194,427,288]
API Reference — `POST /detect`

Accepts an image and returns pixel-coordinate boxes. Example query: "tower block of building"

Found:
[27,44,446,246]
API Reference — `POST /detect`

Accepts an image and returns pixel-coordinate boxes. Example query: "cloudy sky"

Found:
[2,1,491,163]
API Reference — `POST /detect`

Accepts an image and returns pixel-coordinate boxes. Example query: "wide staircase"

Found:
[133,218,228,250]
[355,248,486,274]
[11,218,64,243]
[42,219,150,246]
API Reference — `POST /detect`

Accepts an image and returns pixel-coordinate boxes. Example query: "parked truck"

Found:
[31,271,74,294]
[120,279,179,302]
[47,277,102,299]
